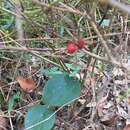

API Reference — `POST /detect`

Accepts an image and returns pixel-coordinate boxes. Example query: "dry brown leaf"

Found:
[100,115,118,127]
[0,117,7,130]
[16,76,36,92]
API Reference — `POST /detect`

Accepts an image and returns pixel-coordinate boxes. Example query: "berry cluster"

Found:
[66,38,85,54]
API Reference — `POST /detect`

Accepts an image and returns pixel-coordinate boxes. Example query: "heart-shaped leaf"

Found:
[43,74,80,106]
[24,105,55,130]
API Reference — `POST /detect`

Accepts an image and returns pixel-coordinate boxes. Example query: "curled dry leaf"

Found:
[100,115,118,127]
[97,94,118,127]
[16,76,36,92]
[0,117,7,130]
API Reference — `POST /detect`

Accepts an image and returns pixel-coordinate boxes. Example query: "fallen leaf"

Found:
[16,76,36,92]
[0,117,7,130]
[100,115,118,127]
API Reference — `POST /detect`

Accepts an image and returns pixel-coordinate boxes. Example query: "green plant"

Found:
[25,105,55,130]
[8,91,21,112]
[24,74,80,130]
[118,89,130,101]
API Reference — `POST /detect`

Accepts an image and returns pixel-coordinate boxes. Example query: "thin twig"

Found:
[8,112,14,130]
[0,30,61,67]
[23,94,87,130]
[83,48,120,67]
[32,0,118,64]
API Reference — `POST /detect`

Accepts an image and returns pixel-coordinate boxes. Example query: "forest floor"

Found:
[1,0,130,130]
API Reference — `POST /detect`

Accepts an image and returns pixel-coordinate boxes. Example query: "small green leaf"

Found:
[65,63,80,77]
[59,25,64,36]
[41,67,62,77]
[0,93,4,107]
[8,96,15,112]
[43,74,80,106]
[8,91,21,112]
[24,105,55,130]
[96,63,103,71]
[96,19,110,27]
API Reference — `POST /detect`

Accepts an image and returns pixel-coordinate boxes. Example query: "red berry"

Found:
[77,38,85,49]
[67,41,77,54]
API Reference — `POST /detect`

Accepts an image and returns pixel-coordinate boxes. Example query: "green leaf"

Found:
[59,25,64,36]
[43,74,80,106]
[96,63,103,71]
[0,93,4,108]
[65,63,80,77]
[41,67,62,77]
[8,91,21,112]
[96,19,110,27]
[24,105,55,130]
[8,96,15,112]
[0,1,15,30]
